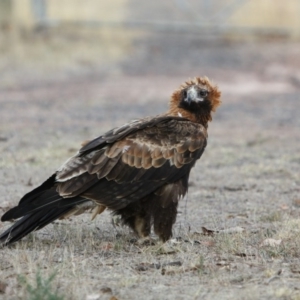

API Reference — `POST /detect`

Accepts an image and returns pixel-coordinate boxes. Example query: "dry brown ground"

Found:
[0,29,300,299]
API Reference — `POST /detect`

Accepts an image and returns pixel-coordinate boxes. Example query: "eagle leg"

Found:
[133,215,151,238]
[153,201,178,242]
[113,202,151,238]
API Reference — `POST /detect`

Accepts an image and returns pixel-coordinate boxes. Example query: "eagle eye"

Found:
[182,90,187,98]
[199,89,208,98]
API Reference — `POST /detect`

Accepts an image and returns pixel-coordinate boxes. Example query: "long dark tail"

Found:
[0,206,76,245]
[0,174,87,246]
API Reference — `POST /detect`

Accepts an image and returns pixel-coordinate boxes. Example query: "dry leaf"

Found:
[293,199,300,207]
[216,261,229,266]
[201,227,216,236]
[280,204,289,210]
[100,287,112,294]
[162,265,200,275]
[158,244,176,254]
[169,238,182,245]
[260,238,282,247]
[219,226,244,234]
[0,281,7,294]
[234,252,256,258]
[224,186,244,191]
[202,240,215,247]
[290,266,300,274]
[136,261,182,272]
[86,295,101,300]
[234,253,247,257]
[101,242,113,250]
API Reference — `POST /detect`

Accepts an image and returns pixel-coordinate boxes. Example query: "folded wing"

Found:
[56,116,207,210]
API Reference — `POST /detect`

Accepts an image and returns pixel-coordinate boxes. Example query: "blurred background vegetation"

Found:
[0,0,300,89]
[2,0,300,35]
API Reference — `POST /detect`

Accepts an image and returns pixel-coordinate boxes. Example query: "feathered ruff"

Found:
[168,76,221,125]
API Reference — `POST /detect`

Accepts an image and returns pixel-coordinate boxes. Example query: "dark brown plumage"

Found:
[0,77,221,245]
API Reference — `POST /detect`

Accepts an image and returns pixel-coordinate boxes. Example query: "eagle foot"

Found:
[136,237,157,246]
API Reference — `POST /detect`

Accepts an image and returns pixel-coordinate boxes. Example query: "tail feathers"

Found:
[0,206,74,245]
[19,174,57,206]
[2,190,87,221]
[1,173,57,222]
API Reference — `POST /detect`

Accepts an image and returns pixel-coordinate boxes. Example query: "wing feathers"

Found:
[91,149,107,165]
[105,143,123,158]
[134,156,142,168]
[188,139,205,152]
[53,118,206,206]
[151,148,163,159]
[141,156,152,169]
[177,141,190,153]
[96,157,119,179]
[152,157,167,168]
[142,144,151,158]
[163,148,174,159]
[133,143,143,157]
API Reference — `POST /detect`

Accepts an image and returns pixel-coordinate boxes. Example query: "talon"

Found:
[137,237,157,246]
[91,205,106,220]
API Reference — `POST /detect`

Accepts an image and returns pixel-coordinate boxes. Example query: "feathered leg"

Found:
[152,201,178,242]
[114,201,151,238]
[114,177,187,242]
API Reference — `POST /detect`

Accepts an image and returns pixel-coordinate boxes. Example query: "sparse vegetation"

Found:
[18,271,64,300]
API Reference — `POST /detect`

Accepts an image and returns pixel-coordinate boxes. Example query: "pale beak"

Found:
[186,87,202,102]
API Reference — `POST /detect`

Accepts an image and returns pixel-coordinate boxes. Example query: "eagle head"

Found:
[169,77,221,125]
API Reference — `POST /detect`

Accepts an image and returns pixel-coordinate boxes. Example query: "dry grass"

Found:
[2,213,300,299]
[1,134,300,299]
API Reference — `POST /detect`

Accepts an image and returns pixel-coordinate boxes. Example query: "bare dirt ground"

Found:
[0,30,300,299]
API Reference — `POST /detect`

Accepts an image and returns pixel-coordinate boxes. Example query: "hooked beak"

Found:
[186,86,203,103]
